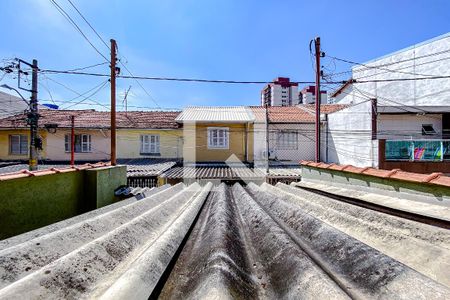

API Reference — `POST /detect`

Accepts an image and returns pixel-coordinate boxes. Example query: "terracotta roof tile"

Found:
[250,104,348,123]
[0,162,110,181]
[0,109,181,129]
[300,161,450,188]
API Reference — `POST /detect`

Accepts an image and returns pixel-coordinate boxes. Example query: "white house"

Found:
[327,32,450,173]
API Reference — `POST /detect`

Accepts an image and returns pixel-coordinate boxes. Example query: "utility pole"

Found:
[29,59,39,171]
[265,104,270,174]
[70,115,75,166]
[314,37,321,163]
[110,39,117,166]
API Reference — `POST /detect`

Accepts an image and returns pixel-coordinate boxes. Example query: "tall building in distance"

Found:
[299,86,328,104]
[260,77,299,106]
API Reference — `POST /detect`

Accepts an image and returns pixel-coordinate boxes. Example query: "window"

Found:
[9,135,28,155]
[422,124,436,135]
[277,131,297,150]
[207,127,229,149]
[140,135,160,154]
[277,130,298,150]
[65,134,91,153]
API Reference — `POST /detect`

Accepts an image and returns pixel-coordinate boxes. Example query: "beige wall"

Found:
[46,129,110,161]
[117,129,182,159]
[0,129,48,161]
[183,123,253,163]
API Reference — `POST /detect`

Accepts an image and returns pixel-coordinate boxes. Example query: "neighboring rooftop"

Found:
[0,91,28,118]
[0,109,181,129]
[175,106,255,123]
[250,104,347,123]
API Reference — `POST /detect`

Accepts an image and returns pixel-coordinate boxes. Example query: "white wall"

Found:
[269,123,315,162]
[378,114,442,140]
[323,100,377,167]
[337,34,450,107]
[253,122,267,167]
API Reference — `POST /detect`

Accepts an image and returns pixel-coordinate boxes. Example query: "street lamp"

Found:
[0,84,30,105]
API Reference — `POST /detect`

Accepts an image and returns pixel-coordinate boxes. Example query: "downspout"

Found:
[244,122,248,163]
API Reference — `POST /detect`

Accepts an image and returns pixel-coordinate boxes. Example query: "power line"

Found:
[327,55,438,77]
[65,61,109,72]
[48,0,109,62]
[38,68,450,84]
[62,80,109,109]
[65,0,110,50]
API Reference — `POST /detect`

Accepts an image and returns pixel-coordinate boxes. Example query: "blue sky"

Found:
[0,0,449,111]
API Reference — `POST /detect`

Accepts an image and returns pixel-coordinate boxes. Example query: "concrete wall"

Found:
[117,129,182,159]
[269,123,316,163]
[378,114,443,139]
[0,165,127,239]
[337,33,450,107]
[301,164,450,204]
[323,100,377,167]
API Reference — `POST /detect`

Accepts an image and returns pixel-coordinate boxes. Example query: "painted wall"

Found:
[269,123,316,163]
[323,100,377,167]
[0,129,48,161]
[46,129,110,161]
[336,34,450,107]
[0,165,127,239]
[378,114,443,139]
[117,129,182,159]
[301,164,450,205]
[183,122,253,163]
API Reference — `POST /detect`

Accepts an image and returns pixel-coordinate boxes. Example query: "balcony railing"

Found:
[385,139,450,161]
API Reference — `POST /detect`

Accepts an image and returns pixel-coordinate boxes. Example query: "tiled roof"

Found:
[250,104,348,123]
[175,106,255,122]
[0,109,181,129]
[301,160,450,188]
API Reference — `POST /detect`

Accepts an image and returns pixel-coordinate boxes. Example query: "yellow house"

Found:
[0,109,182,162]
[176,107,255,164]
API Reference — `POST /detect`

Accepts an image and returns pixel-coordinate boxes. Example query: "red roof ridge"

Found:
[300,161,450,188]
[0,162,112,181]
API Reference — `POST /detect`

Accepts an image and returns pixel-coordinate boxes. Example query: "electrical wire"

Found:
[48,0,109,62]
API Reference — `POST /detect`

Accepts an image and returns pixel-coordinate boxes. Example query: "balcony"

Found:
[379,139,450,174]
[385,140,450,161]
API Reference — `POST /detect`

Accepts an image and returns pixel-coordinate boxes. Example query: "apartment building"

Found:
[299,85,328,104]
[260,77,300,106]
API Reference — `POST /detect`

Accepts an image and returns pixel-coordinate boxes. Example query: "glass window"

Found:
[422,124,436,135]
[413,140,441,161]
[385,141,412,161]
[140,134,160,154]
[65,134,92,153]
[9,134,28,155]
[277,130,298,150]
[208,128,229,149]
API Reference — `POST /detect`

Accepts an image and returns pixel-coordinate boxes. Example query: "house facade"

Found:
[251,105,346,167]
[0,109,182,162]
[328,32,450,173]
[175,106,254,164]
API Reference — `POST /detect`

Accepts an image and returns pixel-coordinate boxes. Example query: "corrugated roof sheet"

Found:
[161,166,266,179]
[175,106,255,122]
[126,161,177,177]
[1,182,448,298]
[0,109,181,129]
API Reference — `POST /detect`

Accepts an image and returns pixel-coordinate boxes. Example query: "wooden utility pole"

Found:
[29,59,39,171]
[110,39,117,165]
[70,115,75,166]
[314,37,321,163]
